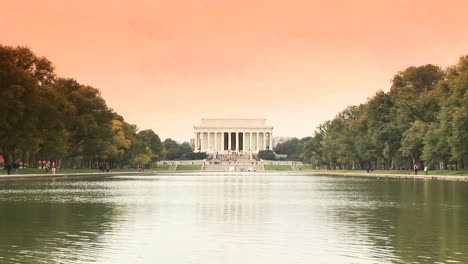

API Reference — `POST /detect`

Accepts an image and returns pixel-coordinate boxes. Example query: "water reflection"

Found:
[323,178,468,264]
[0,175,466,264]
[370,180,468,264]
[0,180,121,264]
[195,175,271,233]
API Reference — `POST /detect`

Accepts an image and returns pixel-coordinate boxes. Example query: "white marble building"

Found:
[194,118,273,154]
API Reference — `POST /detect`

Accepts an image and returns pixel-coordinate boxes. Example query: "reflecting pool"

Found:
[0,173,467,263]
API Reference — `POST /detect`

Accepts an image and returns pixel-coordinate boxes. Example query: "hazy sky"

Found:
[1,0,468,142]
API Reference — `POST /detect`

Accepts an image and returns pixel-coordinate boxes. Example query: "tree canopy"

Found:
[0,44,193,169]
[258,150,275,160]
[299,58,468,170]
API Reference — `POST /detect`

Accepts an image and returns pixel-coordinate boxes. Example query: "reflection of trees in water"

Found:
[0,180,122,264]
[195,175,272,233]
[389,180,468,263]
[331,179,468,264]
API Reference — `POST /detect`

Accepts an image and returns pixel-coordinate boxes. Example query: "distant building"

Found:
[272,137,295,149]
[189,138,195,150]
[193,118,273,154]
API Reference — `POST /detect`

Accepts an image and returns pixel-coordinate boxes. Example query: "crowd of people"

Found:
[98,162,111,172]
[2,160,120,175]
[3,160,59,175]
[413,164,429,175]
[364,163,430,175]
[4,161,20,175]
[208,152,258,165]
[44,161,58,174]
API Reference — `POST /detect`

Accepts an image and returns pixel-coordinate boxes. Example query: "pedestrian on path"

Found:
[414,164,418,175]
[52,161,56,174]
[45,161,51,172]
[13,161,19,174]
[424,166,428,175]
[6,163,12,175]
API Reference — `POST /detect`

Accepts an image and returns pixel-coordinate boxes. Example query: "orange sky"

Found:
[1,0,468,141]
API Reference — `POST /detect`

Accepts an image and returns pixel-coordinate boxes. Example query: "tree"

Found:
[0,45,58,164]
[439,56,468,168]
[137,130,163,161]
[0,44,164,169]
[257,150,275,160]
[274,138,302,160]
[294,57,466,171]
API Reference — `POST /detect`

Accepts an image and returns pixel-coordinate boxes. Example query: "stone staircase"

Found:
[291,164,300,171]
[203,153,265,172]
[203,164,265,172]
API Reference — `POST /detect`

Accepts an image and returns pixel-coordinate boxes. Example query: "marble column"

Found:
[228,131,232,151]
[249,132,252,152]
[269,132,273,151]
[198,132,201,151]
[207,132,210,152]
[263,132,267,151]
[200,132,204,152]
[256,132,260,151]
[210,132,213,151]
[214,132,218,152]
[235,132,239,151]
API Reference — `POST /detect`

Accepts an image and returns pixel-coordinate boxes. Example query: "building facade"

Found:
[194,119,273,154]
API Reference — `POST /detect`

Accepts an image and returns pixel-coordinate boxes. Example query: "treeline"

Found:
[162,139,207,160]
[0,45,196,169]
[273,138,311,161]
[277,56,468,170]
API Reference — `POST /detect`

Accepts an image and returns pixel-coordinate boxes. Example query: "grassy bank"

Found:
[298,165,468,176]
[265,165,292,171]
[176,165,202,171]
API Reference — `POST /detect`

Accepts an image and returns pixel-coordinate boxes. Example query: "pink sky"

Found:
[1,0,468,141]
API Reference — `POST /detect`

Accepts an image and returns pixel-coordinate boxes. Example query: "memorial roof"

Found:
[194,118,273,129]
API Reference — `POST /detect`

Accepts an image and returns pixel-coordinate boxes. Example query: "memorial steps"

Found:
[291,164,300,171]
[203,153,265,172]
[202,164,265,172]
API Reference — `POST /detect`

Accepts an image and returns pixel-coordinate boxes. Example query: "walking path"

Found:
[303,171,468,182]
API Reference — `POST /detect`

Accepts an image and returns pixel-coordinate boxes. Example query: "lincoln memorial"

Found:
[194,118,273,154]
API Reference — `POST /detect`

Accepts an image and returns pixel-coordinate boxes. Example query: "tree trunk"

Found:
[22,150,26,168]
[463,156,468,170]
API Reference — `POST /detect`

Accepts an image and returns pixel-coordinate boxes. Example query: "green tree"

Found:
[274,138,302,160]
[257,150,275,160]
[0,45,58,164]
[0,44,165,170]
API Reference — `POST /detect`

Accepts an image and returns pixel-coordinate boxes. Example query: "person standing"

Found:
[13,161,19,174]
[105,163,110,172]
[414,164,418,175]
[6,163,12,175]
[51,161,56,174]
[424,166,428,175]
[45,161,51,173]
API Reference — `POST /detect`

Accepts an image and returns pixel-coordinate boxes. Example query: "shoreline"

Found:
[302,171,468,182]
[1,170,468,182]
[0,171,143,181]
